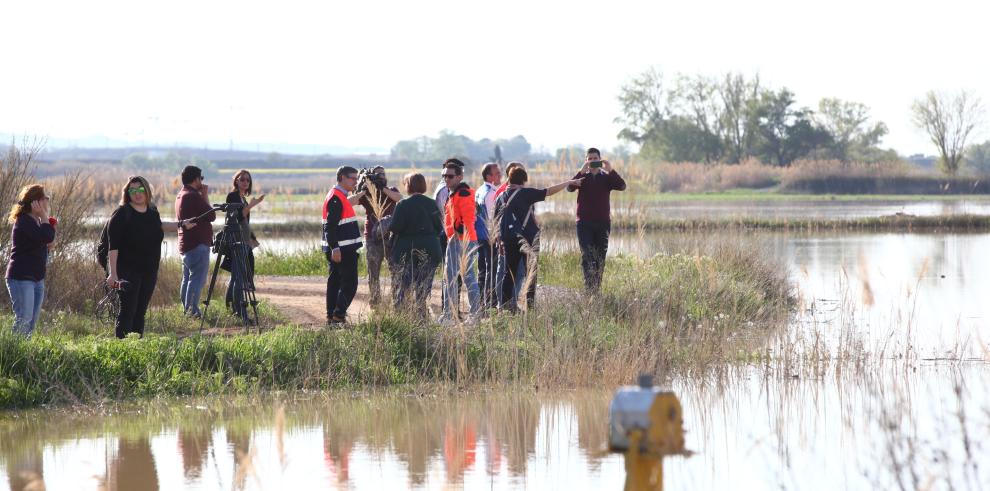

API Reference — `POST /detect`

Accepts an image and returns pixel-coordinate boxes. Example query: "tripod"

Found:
[198,202,259,333]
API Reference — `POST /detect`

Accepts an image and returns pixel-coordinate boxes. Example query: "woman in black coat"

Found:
[389,173,443,316]
[224,169,265,320]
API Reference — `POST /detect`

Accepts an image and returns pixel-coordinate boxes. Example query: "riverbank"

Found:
[0,246,791,409]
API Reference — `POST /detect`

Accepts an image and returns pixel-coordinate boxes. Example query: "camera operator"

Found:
[357,165,401,306]
[176,165,217,319]
[224,169,265,320]
[566,147,626,293]
[322,166,364,325]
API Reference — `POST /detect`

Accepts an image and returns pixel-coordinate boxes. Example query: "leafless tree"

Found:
[911,90,984,176]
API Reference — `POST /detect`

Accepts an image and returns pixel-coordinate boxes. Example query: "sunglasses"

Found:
[237,177,251,182]
[442,174,457,179]
[127,187,147,195]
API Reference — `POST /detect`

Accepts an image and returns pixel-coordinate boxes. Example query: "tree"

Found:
[911,90,984,176]
[965,140,990,175]
[718,73,761,163]
[615,67,669,159]
[815,98,888,163]
[750,88,831,166]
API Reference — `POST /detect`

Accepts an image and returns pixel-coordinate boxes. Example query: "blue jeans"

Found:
[180,244,210,315]
[442,238,481,318]
[5,278,45,336]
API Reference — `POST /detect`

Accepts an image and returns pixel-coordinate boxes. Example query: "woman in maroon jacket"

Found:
[4,184,56,336]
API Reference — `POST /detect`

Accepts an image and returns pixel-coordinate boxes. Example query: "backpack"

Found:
[497,189,531,243]
[96,205,133,272]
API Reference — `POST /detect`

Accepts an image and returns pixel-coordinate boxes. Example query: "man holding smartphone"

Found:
[567,147,626,292]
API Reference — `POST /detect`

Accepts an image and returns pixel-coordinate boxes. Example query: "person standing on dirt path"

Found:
[322,166,364,325]
[475,162,501,308]
[358,165,402,306]
[439,160,482,324]
[567,147,626,293]
[176,165,217,319]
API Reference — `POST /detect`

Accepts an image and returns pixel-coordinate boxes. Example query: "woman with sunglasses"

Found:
[5,184,56,336]
[105,176,195,338]
[224,169,265,320]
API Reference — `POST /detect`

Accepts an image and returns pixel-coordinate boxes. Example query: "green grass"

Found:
[0,243,792,409]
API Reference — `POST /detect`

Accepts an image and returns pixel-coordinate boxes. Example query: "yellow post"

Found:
[609,376,688,491]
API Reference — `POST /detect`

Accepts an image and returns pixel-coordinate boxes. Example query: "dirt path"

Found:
[254,275,443,326]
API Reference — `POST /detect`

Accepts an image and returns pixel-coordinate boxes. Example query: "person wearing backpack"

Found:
[388,173,443,316]
[493,168,583,312]
[104,176,195,338]
[5,184,55,336]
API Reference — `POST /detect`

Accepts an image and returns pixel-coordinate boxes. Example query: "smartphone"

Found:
[589,160,603,169]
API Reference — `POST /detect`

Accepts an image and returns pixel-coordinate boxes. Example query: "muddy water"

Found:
[1,364,987,490]
[9,212,990,488]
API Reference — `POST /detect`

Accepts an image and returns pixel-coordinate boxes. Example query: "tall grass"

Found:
[0,237,792,408]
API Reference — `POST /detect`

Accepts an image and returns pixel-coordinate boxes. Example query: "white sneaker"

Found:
[436,314,454,326]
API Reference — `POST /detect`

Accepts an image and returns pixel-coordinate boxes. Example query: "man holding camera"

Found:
[358,165,402,306]
[176,165,217,318]
[567,148,626,293]
[323,166,365,325]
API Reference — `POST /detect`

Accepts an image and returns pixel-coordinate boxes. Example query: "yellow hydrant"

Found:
[608,374,689,491]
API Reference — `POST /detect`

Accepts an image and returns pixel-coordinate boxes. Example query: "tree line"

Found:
[615,67,987,176]
[390,131,533,165]
[614,68,895,166]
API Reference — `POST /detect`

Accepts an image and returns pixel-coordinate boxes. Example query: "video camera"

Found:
[355,167,387,194]
[212,202,245,213]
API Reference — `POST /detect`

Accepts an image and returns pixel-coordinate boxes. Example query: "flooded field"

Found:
[6,199,990,489]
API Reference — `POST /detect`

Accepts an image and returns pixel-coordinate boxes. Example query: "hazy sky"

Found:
[2,0,988,156]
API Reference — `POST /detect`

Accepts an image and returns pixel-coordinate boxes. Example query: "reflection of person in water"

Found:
[443,419,477,483]
[227,428,256,489]
[178,426,211,480]
[106,437,160,491]
[6,444,44,491]
[322,425,352,484]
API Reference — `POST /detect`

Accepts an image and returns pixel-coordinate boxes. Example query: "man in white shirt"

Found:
[475,162,501,308]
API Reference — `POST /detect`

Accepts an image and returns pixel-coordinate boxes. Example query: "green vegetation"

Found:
[0,243,791,409]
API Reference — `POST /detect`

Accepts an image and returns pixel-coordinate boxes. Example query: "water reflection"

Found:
[1,367,987,490]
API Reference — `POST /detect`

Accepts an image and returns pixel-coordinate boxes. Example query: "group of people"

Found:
[4,166,264,338]
[323,147,625,324]
[4,147,624,336]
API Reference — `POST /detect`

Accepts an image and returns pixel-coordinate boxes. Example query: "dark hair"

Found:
[404,173,427,194]
[508,167,528,185]
[443,158,465,168]
[481,162,500,180]
[443,161,463,176]
[232,169,253,195]
[505,161,524,174]
[7,184,45,224]
[586,147,601,158]
[337,166,358,181]
[119,176,155,206]
[181,165,203,186]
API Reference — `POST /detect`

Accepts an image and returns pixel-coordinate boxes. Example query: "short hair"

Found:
[181,165,202,186]
[403,173,427,194]
[586,147,601,158]
[508,167,528,185]
[231,169,253,195]
[337,165,358,181]
[505,161,524,174]
[443,158,465,168]
[481,162,500,180]
[120,175,155,206]
[443,161,463,176]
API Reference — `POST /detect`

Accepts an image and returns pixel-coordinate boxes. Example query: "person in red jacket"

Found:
[439,160,482,324]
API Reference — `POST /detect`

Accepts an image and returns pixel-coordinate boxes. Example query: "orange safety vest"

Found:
[321,187,362,252]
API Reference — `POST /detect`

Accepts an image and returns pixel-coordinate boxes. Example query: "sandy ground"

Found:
[254,275,443,326]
